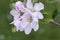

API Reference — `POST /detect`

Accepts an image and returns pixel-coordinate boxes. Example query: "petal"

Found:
[15,1,24,8]
[14,1,25,12]
[33,12,44,19]
[37,12,44,19]
[13,19,20,31]
[13,19,24,31]
[10,9,20,17]
[34,2,44,11]
[20,20,29,28]
[24,8,32,13]
[19,26,24,31]
[14,16,20,20]
[26,0,33,9]
[31,21,39,31]
[33,17,38,22]
[15,26,24,31]
[24,24,32,35]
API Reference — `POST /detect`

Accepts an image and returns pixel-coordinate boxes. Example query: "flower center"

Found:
[31,8,36,12]
[27,17,32,22]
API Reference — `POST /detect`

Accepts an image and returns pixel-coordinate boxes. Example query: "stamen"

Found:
[27,17,32,22]
[31,8,36,12]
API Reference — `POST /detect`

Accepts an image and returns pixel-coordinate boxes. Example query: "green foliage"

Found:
[10,3,15,9]
[46,0,57,3]
[10,0,19,3]
[12,27,16,32]
[33,0,38,3]
[40,11,53,24]
[52,9,58,19]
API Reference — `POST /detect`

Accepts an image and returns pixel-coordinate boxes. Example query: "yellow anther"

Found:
[27,17,32,22]
[31,8,36,12]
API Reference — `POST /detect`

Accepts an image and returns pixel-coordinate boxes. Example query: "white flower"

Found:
[10,0,44,35]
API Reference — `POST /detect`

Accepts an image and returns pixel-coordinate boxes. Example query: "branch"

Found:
[50,21,60,26]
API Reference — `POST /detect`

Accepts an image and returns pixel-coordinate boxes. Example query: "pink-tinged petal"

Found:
[26,0,33,9]
[32,17,38,22]
[19,26,24,31]
[14,19,21,31]
[14,1,25,12]
[15,1,24,8]
[24,24,32,35]
[13,19,24,31]
[37,12,44,19]
[24,8,32,14]
[34,2,44,11]
[33,12,44,19]
[10,9,20,17]
[15,15,20,19]
[20,20,29,28]
[14,19,20,27]
[31,21,39,31]
[15,26,24,31]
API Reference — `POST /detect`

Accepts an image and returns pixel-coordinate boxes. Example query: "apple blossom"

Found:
[10,0,44,35]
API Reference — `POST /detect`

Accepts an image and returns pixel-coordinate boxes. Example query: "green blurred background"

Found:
[0,0,60,40]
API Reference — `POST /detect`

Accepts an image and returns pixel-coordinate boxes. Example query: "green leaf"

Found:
[10,0,19,3]
[46,0,57,3]
[23,0,27,5]
[33,0,38,3]
[52,9,58,19]
[12,27,16,32]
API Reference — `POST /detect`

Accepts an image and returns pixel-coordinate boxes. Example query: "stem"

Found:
[50,21,60,26]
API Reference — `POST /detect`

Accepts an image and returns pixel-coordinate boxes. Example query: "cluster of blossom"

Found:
[10,0,44,35]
